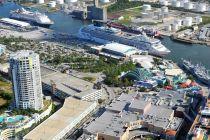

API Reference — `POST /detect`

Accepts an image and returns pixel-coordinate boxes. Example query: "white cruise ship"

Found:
[10,8,54,27]
[78,24,170,57]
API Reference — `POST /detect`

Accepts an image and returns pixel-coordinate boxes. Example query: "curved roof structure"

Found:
[123,68,153,81]
[101,43,138,56]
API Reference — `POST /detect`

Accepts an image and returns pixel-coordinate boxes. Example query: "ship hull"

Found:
[78,30,170,57]
[182,62,210,86]
[10,15,53,28]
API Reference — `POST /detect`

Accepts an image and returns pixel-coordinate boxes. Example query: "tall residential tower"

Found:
[10,50,43,110]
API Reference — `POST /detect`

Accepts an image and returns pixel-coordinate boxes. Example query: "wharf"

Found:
[171,35,210,46]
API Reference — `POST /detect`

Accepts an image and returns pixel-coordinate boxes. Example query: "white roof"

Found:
[101,43,138,55]
[165,68,183,76]
[24,98,96,140]
[0,18,30,27]
[0,44,6,49]
[10,50,37,60]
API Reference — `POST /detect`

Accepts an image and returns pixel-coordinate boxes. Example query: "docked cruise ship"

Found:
[10,8,54,27]
[78,24,170,57]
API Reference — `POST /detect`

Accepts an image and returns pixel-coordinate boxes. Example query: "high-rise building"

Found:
[10,50,43,110]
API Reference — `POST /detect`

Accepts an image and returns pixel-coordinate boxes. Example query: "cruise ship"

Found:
[78,24,170,57]
[10,8,54,27]
[182,59,210,85]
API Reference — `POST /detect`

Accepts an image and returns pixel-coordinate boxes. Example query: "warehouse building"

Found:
[0,18,30,28]
[24,97,97,140]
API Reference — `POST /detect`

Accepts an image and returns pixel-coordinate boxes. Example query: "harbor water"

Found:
[0,2,210,69]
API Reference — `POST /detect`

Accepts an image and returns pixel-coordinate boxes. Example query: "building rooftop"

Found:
[40,65,57,77]
[139,90,189,109]
[10,50,37,60]
[84,111,137,138]
[24,97,96,140]
[165,68,183,76]
[41,71,95,97]
[0,18,30,27]
[100,43,138,55]
[106,93,137,112]
[129,99,151,113]
[84,91,184,138]
[73,88,99,99]
[0,44,6,49]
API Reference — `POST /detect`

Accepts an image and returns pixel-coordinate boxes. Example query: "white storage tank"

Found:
[48,1,56,7]
[163,13,169,18]
[165,25,171,31]
[172,0,181,7]
[184,2,193,10]
[183,17,192,26]
[196,3,206,12]
[56,0,64,4]
[142,4,152,11]
[37,0,44,4]
[141,12,150,18]
[183,0,189,3]
[100,0,110,3]
[157,13,164,19]
[174,19,182,26]
[159,0,168,6]
[161,6,168,13]
[180,1,184,7]
[65,0,77,3]
[195,16,202,24]
[171,23,179,31]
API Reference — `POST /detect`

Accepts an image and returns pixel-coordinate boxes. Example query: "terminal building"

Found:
[0,18,30,28]
[24,97,97,140]
[91,43,139,59]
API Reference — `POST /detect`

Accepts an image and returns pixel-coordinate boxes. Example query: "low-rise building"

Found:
[83,92,186,140]
[41,66,103,101]
[24,97,97,140]
[0,44,6,56]
[0,18,30,28]
[0,101,52,140]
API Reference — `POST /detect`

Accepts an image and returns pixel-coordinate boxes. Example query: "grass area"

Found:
[201,16,210,25]
[82,77,96,83]
[114,7,142,25]
[108,0,142,13]
[0,81,12,92]
[48,54,136,87]
[0,98,7,106]
[0,76,12,112]
[39,4,60,12]
[42,100,52,112]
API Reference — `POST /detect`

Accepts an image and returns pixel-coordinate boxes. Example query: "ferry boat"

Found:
[10,8,54,27]
[78,24,170,57]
